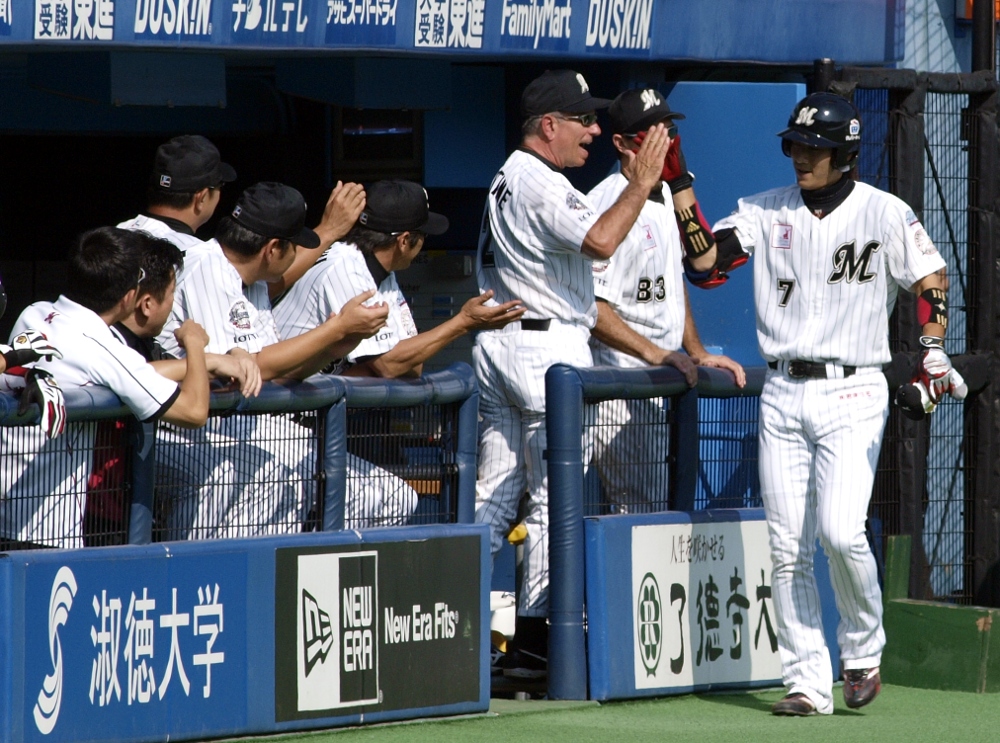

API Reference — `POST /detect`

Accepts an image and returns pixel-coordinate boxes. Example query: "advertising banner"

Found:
[0,0,897,65]
[585,510,791,700]
[0,525,488,743]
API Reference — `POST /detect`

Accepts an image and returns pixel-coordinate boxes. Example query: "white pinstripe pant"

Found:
[473,324,593,618]
[758,368,887,713]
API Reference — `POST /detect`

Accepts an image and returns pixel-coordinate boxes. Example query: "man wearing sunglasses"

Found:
[588,88,746,513]
[473,69,671,680]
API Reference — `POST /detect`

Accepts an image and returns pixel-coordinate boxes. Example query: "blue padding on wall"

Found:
[659,81,806,367]
[425,65,505,188]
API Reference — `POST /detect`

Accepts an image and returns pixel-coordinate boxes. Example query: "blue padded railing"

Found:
[545,363,765,700]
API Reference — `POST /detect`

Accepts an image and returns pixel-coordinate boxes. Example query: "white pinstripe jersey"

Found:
[156,238,280,357]
[477,148,602,328]
[117,214,207,253]
[273,241,418,366]
[588,175,685,368]
[713,181,946,366]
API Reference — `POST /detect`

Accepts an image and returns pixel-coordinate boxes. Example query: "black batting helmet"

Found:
[778,92,862,170]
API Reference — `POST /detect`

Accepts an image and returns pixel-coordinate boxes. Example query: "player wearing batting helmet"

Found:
[680,91,959,715]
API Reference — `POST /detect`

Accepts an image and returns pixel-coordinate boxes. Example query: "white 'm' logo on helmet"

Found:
[795,107,818,126]
[576,73,589,93]
[641,89,661,111]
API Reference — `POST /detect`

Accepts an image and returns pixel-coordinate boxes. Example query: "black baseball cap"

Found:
[153,135,237,192]
[521,70,612,118]
[230,182,321,249]
[608,88,685,135]
[358,180,449,235]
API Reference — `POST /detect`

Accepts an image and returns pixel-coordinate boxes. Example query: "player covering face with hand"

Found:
[678,92,957,715]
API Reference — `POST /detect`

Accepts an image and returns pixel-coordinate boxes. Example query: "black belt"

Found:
[768,360,856,379]
[521,319,551,331]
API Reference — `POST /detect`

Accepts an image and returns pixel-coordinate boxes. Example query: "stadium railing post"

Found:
[456,385,480,524]
[127,419,156,545]
[322,397,348,531]
[545,363,588,700]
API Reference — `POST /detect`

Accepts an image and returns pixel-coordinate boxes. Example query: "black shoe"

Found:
[503,648,547,679]
[772,693,819,716]
[843,667,881,709]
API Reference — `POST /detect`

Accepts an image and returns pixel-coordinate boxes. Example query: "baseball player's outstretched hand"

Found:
[459,291,526,331]
[315,181,366,247]
[174,319,210,351]
[334,290,390,338]
[656,350,698,387]
[694,352,747,388]
[621,123,670,191]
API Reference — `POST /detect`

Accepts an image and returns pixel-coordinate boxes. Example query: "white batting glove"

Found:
[18,369,66,439]
[1,330,63,370]
[919,348,955,403]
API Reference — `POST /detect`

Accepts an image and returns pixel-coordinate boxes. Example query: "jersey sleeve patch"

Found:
[770,224,792,250]
[565,191,595,221]
[913,227,938,256]
[229,300,253,330]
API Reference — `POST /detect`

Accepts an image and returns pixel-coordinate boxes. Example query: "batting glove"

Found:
[1,330,63,371]
[18,368,66,439]
[663,133,693,193]
[919,347,966,402]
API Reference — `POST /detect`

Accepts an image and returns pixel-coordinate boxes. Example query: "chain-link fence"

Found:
[842,67,999,604]
[345,403,463,528]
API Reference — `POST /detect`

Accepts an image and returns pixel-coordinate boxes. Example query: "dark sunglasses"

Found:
[557,112,599,127]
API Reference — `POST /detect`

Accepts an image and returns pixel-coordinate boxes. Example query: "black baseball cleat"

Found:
[772,693,819,716]
[502,648,547,679]
[843,667,882,709]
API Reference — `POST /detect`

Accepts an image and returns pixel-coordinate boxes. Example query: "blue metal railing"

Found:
[0,364,479,548]
[545,363,765,700]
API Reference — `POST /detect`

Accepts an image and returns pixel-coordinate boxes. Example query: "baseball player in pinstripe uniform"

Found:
[155,182,388,538]
[118,134,367,301]
[684,92,962,714]
[474,69,671,678]
[589,89,745,510]
[118,135,237,252]
[275,180,524,527]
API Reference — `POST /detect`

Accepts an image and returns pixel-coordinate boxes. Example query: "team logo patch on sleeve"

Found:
[229,300,253,330]
[914,227,939,256]
[566,192,589,211]
[770,224,792,250]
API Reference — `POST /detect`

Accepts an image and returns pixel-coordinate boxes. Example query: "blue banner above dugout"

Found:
[0,0,905,64]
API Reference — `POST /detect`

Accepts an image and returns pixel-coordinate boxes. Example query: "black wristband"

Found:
[667,171,695,195]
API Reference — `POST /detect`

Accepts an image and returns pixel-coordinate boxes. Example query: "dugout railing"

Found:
[545,363,765,700]
[0,363,478,550]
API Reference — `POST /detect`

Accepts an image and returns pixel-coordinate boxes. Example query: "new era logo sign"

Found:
[232,205,242,218]
[302,590,334,677]
[576,72,589,93]
[159,174,172,188]
[641,89,661,111]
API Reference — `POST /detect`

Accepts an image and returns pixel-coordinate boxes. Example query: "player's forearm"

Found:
[162,347,209,428]
[592,301,668,366]
[355,320,469,379]
[582,182,651,260]
[148,358,187,382]
[671,188,718,273]
[679,288,707,360]
[255,318,363,381]
[912,272,947,341]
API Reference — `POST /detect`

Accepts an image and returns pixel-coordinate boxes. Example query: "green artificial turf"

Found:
[269,685,1000,743]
